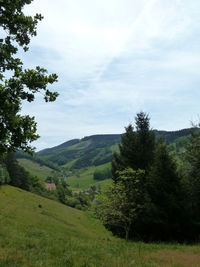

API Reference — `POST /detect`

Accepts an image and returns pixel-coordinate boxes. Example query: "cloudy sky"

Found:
[21,0,200,151]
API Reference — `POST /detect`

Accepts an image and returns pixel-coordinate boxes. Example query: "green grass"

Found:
[17,158,55,181]
[0,185,200,266]
[62,159,78,169]
[67,163,112,190]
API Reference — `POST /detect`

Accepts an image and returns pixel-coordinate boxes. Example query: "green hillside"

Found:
[36,129,192,170]
[16,130,193,191]
[17,158,112,190]
[37,134,121,168]
[1,185,200,267]
[17,158,55,181]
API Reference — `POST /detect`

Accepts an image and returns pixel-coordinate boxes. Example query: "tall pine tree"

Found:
[146,140,185,241]
[184,127,200,230]
[112,112,155,181]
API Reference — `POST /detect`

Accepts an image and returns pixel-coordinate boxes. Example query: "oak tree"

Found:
[95,168,146,240]
[0,0,58,156]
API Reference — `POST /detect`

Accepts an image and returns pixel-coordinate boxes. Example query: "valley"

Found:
[17,129,191,191]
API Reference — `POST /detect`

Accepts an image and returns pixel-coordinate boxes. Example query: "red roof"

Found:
[45,183,56,190]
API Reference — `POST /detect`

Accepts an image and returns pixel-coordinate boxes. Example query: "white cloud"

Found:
[19,0,200,150]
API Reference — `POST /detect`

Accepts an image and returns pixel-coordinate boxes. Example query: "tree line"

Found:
[16,151,60,171]
[95,112,200,242]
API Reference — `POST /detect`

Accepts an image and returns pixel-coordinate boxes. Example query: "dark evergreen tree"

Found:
[184,127,200,228]
[145,140,185,241]
[4,153,30,190]
[135,112,155,169]
[112,112,155,181]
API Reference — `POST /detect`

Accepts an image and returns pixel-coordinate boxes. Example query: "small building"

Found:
[45,183,56,191]
[87,188,93,193]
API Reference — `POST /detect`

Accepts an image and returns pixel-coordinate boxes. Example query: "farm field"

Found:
[66,163,112,190]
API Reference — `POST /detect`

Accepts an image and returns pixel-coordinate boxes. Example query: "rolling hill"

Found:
[37,134,121,168]
[17,129,193,190]
[0,185,200,266]
[36,128,192,169]
[17,158,56,181]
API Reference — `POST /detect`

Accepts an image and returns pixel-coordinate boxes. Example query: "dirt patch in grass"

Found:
[146,249,200,267]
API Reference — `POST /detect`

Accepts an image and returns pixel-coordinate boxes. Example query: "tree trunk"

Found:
[125,226,129,241]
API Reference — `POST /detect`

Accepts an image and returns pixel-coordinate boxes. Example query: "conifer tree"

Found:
[112,112,155,181]
[184,127,200,223]
[4,153,30,190]
[146,140,184,240]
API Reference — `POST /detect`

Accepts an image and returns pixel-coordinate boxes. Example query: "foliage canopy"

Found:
[95,168,146,240]
[0,0,58,155]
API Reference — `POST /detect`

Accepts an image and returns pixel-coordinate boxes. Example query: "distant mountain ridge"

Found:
[34,128,192,169]
[37,139,80,156]
[154,128,192,143]
[37,134,122,157]
[36,134,121,168]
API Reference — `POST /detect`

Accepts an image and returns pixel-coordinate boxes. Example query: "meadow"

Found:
[66,163,112,190]
[17,158,55,181]
[0,185,200,267]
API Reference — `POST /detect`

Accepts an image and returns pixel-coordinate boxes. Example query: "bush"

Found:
[65,197,80,208]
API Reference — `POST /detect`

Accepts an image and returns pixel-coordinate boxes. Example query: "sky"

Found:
[20,0,200,151]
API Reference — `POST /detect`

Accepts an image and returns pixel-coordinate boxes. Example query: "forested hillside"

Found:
[36,134,121,168]
[16,129,192,171]
[16,129,192,191]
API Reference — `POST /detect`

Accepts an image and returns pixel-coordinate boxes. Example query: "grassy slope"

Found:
[17,158,54,181]
[1,186,200,267]
[66,163,112,190]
